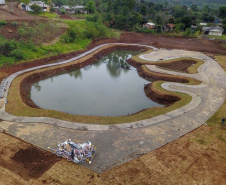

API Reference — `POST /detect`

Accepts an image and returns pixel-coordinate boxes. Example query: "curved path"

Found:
[0,44,225,172]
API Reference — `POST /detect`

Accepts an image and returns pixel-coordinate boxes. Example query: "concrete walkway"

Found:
[0,45,225,173]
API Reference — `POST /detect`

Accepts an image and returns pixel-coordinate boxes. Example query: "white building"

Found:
[209,28,224,36]
[20,1,50,12]
[74,5,86,13]
[0,0,5,5]
[200,23,207,26]
[202,26,224,36]
[143,22,155,29]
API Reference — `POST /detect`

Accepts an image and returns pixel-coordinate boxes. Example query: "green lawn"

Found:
[208,34,226,40]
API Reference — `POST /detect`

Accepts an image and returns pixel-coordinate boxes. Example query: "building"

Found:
[19,1,50,13]
[73,5,86,14]
[143,22,155,29]
[60,5,87,14]
[61,5,72,13]
[0,0,5,5]
[200,23,207,26]
[202,26,224,36]
[162,23,175,32]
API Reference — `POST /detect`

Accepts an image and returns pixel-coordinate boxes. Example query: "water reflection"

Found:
[69,69,82,79]
[31,50,162,117]
[33,82,41,92]
[105,52,132,78]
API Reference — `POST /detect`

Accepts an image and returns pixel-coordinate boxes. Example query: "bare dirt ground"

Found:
[0,22,66,44]
[0,125,226,185]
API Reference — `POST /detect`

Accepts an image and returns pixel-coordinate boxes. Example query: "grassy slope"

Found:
[28,12,60,18]
[20,20,92,62]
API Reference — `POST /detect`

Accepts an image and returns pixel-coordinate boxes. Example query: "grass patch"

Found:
[208,34,226,40]
[28,12,59,19]
[196,138,206,145]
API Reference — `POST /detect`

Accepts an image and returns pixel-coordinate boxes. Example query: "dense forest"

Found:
[51,0,226,8]
[63,0,226,33]
[148,0,226,8]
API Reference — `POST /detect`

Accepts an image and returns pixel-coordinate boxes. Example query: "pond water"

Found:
[31,50,163,117]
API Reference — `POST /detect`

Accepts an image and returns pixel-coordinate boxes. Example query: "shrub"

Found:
[86,13,101,22]
[61,8,66,14]
[69,28,77,42]
[85,24,99,39]
[11,22,18,26]
[10,49,24,60]
[183,28,193,37]
[0,37,18,56]
[136,28,156,34]
[30,4,42,14]
[0,20,7,26]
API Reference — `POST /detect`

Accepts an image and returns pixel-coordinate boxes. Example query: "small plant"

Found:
[183,28,193,37]
[11,22,18,26]
[196,138,206,145]
[61,8,66,14]
[10,49,24,60]
[0,20,7,26]
[221,43,226,49]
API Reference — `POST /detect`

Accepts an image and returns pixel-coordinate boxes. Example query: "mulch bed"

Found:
[11,147,60,179]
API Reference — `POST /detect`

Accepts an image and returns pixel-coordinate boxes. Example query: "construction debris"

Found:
[48,139,96,164]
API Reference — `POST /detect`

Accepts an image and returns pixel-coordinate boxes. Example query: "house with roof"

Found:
[200,23,207,26]
[162,23,175,32]
[143,22,155,29]
[61,5,72,13]
[202,26,224,36]
[60,5,87,14]
[74,5,86,14]
[19,1,50,12]
[0,0,5,5]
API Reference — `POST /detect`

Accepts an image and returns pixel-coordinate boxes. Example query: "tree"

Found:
[46,0,53,7]
[181,16,192,29]
[155,15,163,25]
[202,6,210,12]
[191,5,198,12]
[52,0,66,7]
[222,17,226,25]
[219,6,226,18]
[20,0,30,5]
[122,0,136,10]
[86,0,96,14]
[30,4,42,14]
[168,17,175,24]
[174,9,186,19]
[140,4,147,16]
